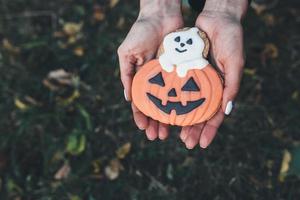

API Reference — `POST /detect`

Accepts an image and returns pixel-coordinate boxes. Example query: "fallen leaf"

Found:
[262,43,278,59]
[244,68,256,76]
[278,150,291,182]
[63,22,83,36]
[15,98,28,111]
[104,158,123,180]
[54,162,71,180]
[92,159,101,174]
[66,130,86,155]
[48,69,71,80]
[116,142,131,159]
[73,47,84,56]
[262,14,275,26]
[93,5,105,21]
[116,17,125,29]
[109,0,120,8]
[251,2,267,15]
[2,39,20,53]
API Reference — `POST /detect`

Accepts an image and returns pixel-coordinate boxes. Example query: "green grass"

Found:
[0,0,300,199]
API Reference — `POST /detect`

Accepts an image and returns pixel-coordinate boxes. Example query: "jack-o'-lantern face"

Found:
[132,60,223,126]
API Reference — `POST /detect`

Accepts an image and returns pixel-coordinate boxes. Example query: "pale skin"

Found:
[118,0,248,149]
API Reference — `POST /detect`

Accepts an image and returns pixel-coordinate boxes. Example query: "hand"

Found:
[180,3,247,149]
[118,0,183,140]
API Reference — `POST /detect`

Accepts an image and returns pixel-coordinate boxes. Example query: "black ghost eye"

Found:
[174,36,180,42]
[186,38,193,45]
[181,77,200,91]
[149,72,165,87]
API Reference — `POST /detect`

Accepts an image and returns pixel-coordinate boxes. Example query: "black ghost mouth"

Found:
[175,48,187,53]
[147,93,205,115]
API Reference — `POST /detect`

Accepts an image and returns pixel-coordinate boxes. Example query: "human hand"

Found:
[180,0,248,149]
[118,0,183,140]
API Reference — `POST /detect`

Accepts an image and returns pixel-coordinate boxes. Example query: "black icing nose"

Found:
[168,88,177,97]
[180,43,185,47]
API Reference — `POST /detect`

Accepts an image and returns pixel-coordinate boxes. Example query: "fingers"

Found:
[222,56,244,115]
[199,110,224,148]
[145,119,158,141]
[180,126,192,142]
[118,51,135,101]
[131,103,148,130]
[158,123,169,140]
[184,124,205,149]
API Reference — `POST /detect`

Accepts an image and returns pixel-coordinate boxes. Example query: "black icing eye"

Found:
[149,72,165,87]
[174,36,180,42]
[186,38,193,45]
[181,77,200,91]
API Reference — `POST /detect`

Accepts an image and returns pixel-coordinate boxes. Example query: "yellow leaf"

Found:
[278,150,292,182]
[110,0,120,8]
[63,22,83,36]
[116,142,131,159]
[15,98,28,111]
[92,159,102,174]
[54,162,71,180]
[244,68,256,76]
[57,90,80,105]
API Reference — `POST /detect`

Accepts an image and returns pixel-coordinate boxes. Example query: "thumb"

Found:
[222,58,244,115]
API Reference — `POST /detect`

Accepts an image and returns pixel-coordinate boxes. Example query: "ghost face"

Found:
[162,28,205,63]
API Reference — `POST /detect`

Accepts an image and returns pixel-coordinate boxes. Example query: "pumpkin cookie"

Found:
[132,27,223,126]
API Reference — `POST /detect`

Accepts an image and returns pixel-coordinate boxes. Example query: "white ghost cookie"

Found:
[158,27,209,77]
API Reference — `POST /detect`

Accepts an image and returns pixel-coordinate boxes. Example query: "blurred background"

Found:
[0,0,299,199]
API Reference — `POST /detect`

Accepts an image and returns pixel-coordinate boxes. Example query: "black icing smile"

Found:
[147,93,205,115]
[175,48,187,53]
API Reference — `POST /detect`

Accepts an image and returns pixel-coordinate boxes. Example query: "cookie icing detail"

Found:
[159,27,209,77]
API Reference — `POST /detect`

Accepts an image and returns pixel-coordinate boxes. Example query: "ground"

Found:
[0,0,300,199]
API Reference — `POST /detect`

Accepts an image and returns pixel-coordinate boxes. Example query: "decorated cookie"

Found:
[131,27,223,126]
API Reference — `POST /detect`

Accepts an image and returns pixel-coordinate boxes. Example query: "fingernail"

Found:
[123,89,128,101]
[200,135,208,148]
[225,101,234,115]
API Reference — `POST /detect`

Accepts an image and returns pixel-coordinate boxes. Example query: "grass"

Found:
[0,0,300,199]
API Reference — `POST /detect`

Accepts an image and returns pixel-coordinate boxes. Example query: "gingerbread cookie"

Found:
[132,27,223,126]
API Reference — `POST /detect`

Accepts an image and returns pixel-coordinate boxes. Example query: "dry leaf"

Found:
[244,68,256,76]
[15,98,28,111]
[93,6,105,21]
[73,47,84,56]
[63,22,83,36]
[116,17,125,29]
[92,159,101,174]
[48,69,70,80]
[43,79,60,91]
[54,162,71,180]
[262,43,278,59]
[57,90,80,105]
[278,150,291,182]
[104,158,123,180]
[2,39,20,53]
[251,2,267,15]
[110,0,120,8]
[116,142,131,159]
[262,14,275,26]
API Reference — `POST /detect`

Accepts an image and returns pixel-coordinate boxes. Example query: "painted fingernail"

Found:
[123,89,128,101]
[225,101,234,115]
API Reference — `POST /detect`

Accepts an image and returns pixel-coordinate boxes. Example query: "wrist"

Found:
[139,0,181,20]
[138,0,183,35]
[202,0,248,21]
